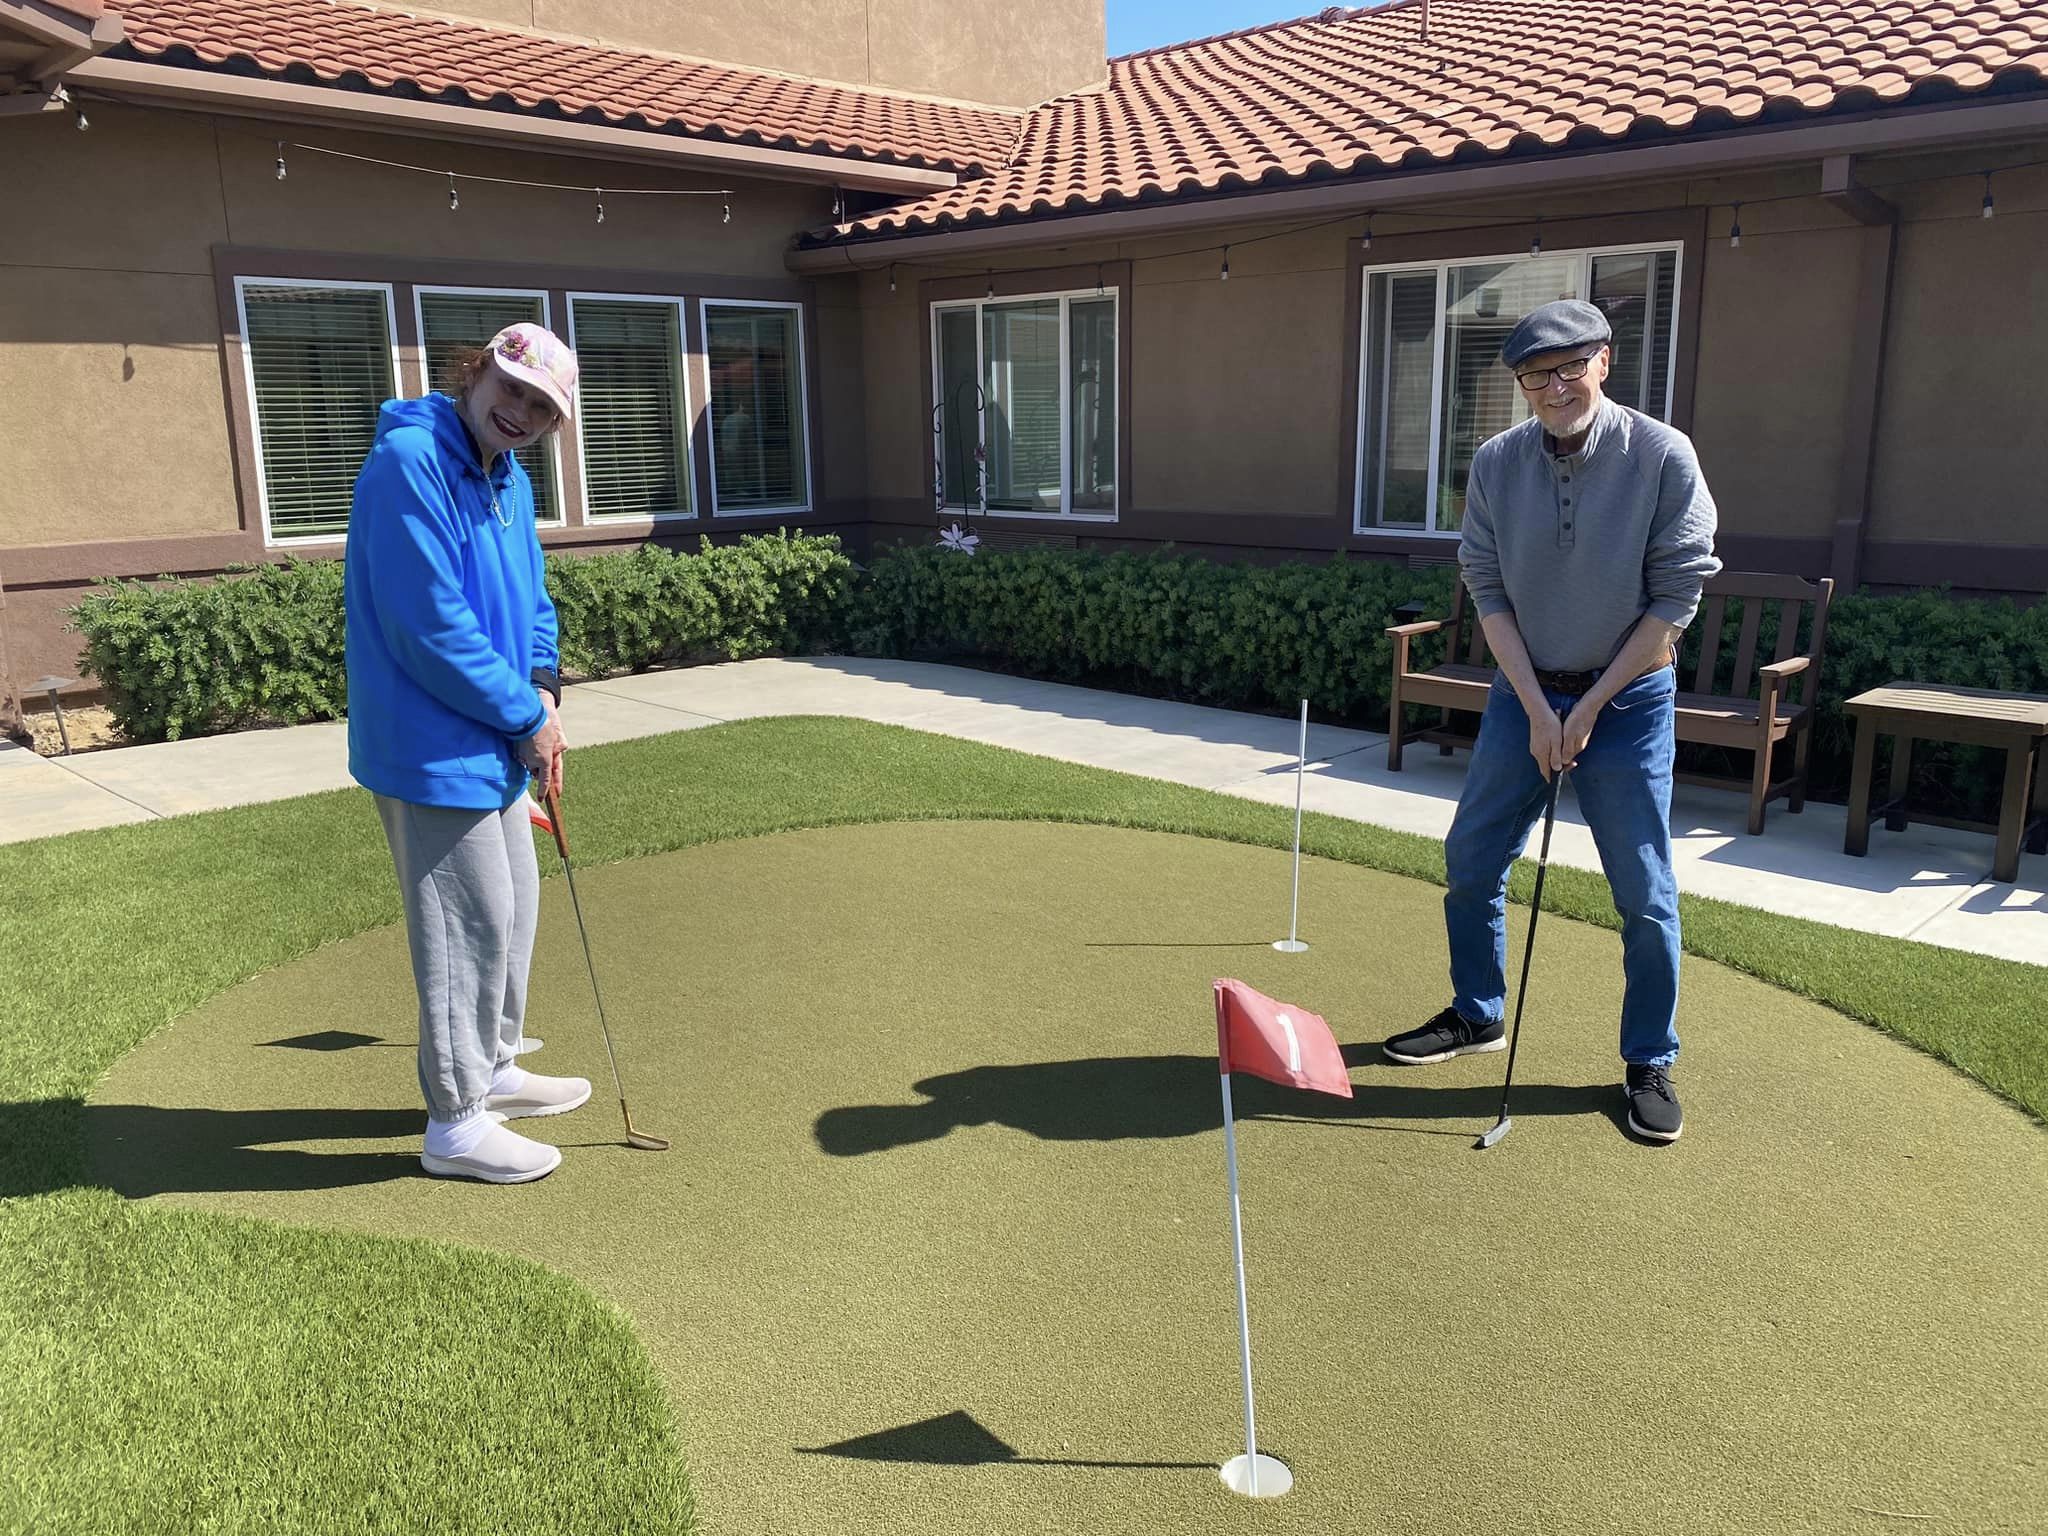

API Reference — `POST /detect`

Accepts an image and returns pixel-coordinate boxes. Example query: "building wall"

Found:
[855,151,2047,595]
[415,0,1105,110]
[0,98,845,695]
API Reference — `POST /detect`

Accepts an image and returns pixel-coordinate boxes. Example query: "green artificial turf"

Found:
[80,821,2048,1534]
[2,716,2043,1535]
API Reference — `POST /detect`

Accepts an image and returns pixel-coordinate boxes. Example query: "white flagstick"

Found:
[1273,698,1309,953]
[1218,1073,1294,1498]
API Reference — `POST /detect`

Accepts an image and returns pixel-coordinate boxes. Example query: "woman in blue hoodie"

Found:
[345,322,591,1185]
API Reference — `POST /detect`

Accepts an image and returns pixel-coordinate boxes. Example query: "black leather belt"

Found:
[1533,668,1602,695]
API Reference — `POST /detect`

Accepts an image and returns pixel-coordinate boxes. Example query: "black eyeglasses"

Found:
[1513,350,1604,391]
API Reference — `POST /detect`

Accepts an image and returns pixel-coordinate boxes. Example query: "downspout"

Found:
[0,550,20,737]
[1821,154,1898,594]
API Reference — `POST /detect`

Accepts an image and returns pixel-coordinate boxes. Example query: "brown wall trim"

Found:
[71,57,959,194]
[790,92,2048,270]
[916,261,1135,521]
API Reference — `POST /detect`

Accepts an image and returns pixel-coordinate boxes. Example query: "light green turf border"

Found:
[3,718,2041,1534]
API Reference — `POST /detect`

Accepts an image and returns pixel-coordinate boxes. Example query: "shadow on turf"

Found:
[797,1410,1213,1471]
[73,1103,424,1196]
[815,1054,1617,1155]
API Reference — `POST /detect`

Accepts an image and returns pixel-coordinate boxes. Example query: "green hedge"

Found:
[850,545,2048,824]
[68,533,855,743]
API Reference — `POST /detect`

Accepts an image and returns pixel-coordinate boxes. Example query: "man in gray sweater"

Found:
[1382,299,1720,1142]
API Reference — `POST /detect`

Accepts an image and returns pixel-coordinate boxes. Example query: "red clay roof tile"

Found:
[832,0,2048,242]
[110,0,1022,173]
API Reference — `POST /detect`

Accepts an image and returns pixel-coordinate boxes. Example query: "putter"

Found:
[1476,768,1565,1151]
[542,786,670,1153]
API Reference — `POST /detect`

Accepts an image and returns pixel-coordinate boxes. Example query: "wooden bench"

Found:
[1386,571,1836,834]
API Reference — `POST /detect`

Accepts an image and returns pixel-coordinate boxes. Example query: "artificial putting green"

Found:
[89,819,2048,1536]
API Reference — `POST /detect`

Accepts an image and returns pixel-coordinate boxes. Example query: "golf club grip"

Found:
[543,786,571,861]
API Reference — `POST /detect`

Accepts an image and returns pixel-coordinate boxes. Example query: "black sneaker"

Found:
[1624,1064,1684,1142]
[1383,1006,1506,1065]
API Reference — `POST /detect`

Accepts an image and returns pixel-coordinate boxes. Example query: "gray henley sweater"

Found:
[1458,399,1722,675]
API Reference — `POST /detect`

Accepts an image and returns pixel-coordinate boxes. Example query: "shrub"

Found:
[850,546,2048,824]
[69,533,856,743]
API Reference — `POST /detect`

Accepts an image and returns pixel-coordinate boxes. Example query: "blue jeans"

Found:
[1443,666,1682,1067]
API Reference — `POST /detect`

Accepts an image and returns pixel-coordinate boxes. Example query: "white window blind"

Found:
[1357,244,1681,534]
[416,289,559,523]
[704,302,809,513]
[241,282,395,541]
[571,296,689,520]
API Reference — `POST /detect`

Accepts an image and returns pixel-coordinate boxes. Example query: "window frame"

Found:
[234,275,403,550]
[928,283,1123,522]
[1351,236,1688,540]
[565,289,697,525]
[699,296,814,518]
[412,283,566,529]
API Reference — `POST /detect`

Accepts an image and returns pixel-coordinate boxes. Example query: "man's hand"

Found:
[1526,705,1567,780]
[517,692,567,800]
[1559,696,1600,771]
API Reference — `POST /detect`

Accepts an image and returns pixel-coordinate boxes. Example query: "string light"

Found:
[1529,220,1542,258]
[1220,245,1231,281]
[74,99,88,132]
[1729,202,1743,248]
[888,264,897,294]
[986,270,995,299]
[1095,262,1104,295]
[1982,171,1996,219]
[595,187,605,224]
[447,173,459,212]
[275,142,287,181]
[723,200,731,223]
[1363,211,1374,250]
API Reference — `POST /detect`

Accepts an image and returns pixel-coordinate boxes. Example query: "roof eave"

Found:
[64,55,962,194]
[0,0,122,83]
[788,89,2048,270]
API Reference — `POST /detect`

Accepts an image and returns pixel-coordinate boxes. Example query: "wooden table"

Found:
[1844,682,2048,882]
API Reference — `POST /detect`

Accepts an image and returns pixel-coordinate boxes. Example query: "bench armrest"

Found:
[1385,620,1445,638]
[1758,656,1810,681]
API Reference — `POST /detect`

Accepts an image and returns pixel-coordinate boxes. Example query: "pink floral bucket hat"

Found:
[486,322,578,419]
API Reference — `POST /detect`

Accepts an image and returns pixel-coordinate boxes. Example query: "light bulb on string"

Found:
[448,174,460,213]
[888,264,897,294]
[1529,222,1542,258]
[595,188,605,224]
[275,142,287,181]
[1220,246,1231,281]
[1729,203,1743,248]
[722,200,731,224]
[1982,172,1996,219]
[1095,263,1104,295]
[74,100,89,131]
[986,270,995,299]
[1363,212,1374,251]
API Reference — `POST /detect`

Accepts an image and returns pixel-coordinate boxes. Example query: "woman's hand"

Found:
[518,694,567,799]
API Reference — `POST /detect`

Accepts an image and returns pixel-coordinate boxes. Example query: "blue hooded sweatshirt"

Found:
[344,394,557,810]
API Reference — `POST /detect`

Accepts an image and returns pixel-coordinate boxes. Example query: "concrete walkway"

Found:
[6,657,2042,966]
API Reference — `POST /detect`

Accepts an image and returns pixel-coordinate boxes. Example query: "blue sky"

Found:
[1107,2,1318,57]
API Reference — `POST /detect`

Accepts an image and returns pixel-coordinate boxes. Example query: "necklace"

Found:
[488,487,510,529]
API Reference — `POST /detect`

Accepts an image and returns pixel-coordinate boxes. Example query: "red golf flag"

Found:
[527,798,554,835]
[1213,979,1352,1098]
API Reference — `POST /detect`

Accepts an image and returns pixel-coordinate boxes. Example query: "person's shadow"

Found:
[814,1046,1618,1156]
[78,1103,423,1197]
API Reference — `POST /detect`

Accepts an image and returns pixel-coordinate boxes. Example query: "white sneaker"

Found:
[420,1122,562,1184]
[488,1069,592,1120]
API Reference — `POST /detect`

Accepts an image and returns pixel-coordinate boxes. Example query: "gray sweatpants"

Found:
[375,794,539,1122]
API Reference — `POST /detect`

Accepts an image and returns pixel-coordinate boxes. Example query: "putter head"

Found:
[1475,1117,1513,1150]
[626,1129,671,1152]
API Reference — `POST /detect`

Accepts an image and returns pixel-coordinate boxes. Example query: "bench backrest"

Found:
[1440,570,1835,705]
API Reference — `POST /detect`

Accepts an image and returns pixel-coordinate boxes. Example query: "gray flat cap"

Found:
[1500,298,1612,369]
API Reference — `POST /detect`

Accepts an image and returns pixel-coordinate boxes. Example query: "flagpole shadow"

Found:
[796,1411,1211,1472]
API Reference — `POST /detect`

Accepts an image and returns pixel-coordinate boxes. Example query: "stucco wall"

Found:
[418,0,1104,109]
[0,97,843,690]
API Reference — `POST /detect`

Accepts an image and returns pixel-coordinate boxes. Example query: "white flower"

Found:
[937,522,980,555]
